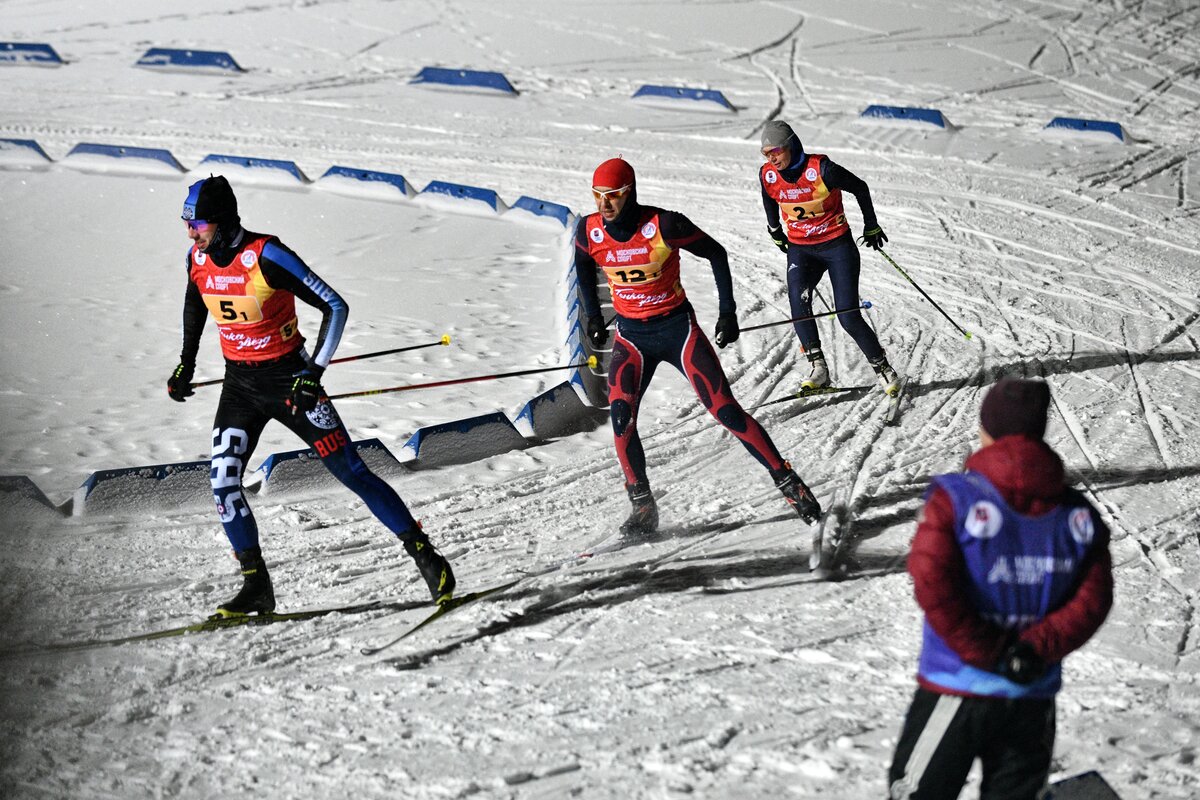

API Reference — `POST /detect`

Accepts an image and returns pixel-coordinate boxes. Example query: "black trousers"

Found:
[888,687,1055,800]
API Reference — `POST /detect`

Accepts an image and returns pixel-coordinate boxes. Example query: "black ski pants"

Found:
[887,687,1055,800]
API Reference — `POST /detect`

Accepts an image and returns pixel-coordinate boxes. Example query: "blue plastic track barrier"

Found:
[319,165,413,196]
[136,47,244,73]
[0,42,64,66]
[509,195,573,226]
[409,66,518,95]
[403,413,528,466]
[419,180,501,211]
[0,138,52,162]
[1044,116,1125,142]
[860,105,948,128]
[73,460,210,516]
[67,142,184,171]
[198,154,308,182]
[631,84,735,112]
[0,475,63,515]
[515,381,602,439]
[250,438,402,495]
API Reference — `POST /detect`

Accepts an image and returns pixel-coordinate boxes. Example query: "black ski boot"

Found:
[770,463,822,523]
[402,530,456,606]
[214,547,276,618]
[619,480,659,536]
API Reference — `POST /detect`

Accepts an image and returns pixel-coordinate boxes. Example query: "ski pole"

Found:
[875,249,974,341]
[192,335,452,388]
[328,356,599,400]
[740,302,873,333]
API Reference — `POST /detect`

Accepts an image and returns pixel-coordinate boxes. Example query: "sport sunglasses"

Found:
[592,184,632,201]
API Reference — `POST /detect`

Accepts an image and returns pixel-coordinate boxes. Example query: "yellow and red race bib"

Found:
[189,236,301,361]
[583,210,686,320]
[761,154,849,245]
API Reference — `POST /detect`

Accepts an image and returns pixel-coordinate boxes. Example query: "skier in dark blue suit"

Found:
[167,176,455,616]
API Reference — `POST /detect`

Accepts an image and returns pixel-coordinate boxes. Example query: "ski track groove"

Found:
[1122,322,1173,468]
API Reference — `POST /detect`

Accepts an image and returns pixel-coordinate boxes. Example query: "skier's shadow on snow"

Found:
[907,348,1200,399]
[384,542,906,670]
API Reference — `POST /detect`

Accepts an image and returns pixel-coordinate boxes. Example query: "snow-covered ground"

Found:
[2,1,1198,797]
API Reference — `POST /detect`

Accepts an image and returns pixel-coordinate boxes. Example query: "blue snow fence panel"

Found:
[0,42,64,66]
[510,195,573,227]
[402,412,528,465]
[632,84,735,112]
[67,142,184,171]
[860,105,947,128]
[515,381,597,440]
[198,153,308,182]
[253,438,399,490]
[1044,116,1125,142]
[0,138,52,161]
[319,165,413,196]
[136,47,244,73]
[409,66,518,95]
[420,180,500,211]
[0,475,63,515]
[73,460,211,516]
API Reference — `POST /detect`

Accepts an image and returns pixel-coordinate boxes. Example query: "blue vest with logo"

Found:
[917,471,1100,699]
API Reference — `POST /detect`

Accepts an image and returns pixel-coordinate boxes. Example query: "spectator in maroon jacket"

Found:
[888,378,1114,800]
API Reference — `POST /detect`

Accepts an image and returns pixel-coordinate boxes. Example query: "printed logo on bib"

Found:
[241,251,257,268]
[1068,508,1095,545]
[196,251,207,266]
[806,167,818,181]
[640,222,657,238]
[964,500,1003,539]
[764,170,777,184]
[590,227,605,244]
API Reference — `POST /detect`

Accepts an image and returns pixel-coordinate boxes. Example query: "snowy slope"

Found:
[1,1,1198,798]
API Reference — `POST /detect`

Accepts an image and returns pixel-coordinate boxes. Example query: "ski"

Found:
[24,598,424,655]
[884,376,911,426]
[359,579,521,656]
[809,490,845,580]
[751,385,870,410]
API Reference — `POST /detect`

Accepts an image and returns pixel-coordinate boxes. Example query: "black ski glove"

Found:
[860,225,888,251]
[167,362,195,402]
[586,315,609,349]
[768,225,788,253]
[714,312,740,348]
[288,365,325,416]
[998,640,1046,685]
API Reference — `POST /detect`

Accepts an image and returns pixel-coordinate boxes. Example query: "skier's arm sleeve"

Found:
[661,211,736,315]
[179,256,206,367]
[573,220,604,320]
[822,158,879,230]
[260,240,348,369]
[1016,519,1114,664]
[909,487,1012,668]
[761,181,783,234]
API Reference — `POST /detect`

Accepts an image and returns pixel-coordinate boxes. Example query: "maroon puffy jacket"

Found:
[908,435,1114,682]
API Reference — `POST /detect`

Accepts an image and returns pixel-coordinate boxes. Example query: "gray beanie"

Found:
[761,120,799,150]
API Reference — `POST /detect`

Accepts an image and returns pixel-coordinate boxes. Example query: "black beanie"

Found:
[182,175,239,224]
[980,378,1051,440]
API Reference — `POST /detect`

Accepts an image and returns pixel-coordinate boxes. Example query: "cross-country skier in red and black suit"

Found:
[166,175,454,616]
[575,157,821,534]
